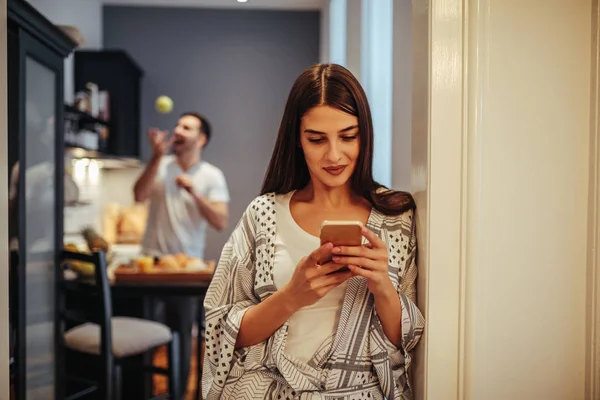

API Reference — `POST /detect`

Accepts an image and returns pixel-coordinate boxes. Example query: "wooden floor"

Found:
[153,334,203,400]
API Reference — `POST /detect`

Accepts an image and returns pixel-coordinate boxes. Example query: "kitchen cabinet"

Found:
[74,50,145,158]
[8,0,77,399]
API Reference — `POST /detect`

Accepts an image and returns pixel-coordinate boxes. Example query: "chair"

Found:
[56,250,181,400]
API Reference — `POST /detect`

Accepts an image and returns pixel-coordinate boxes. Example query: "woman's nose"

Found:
[325,143,342,162]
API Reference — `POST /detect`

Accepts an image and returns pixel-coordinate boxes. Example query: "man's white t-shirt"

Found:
[141,155,230,259]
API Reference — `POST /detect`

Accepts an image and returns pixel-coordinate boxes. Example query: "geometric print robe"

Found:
[202,193,425,400]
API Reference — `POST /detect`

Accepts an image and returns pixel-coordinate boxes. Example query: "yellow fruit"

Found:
[64,243,95,276]
[70,260,95,276]
[136,257,154,273]
[155,95,173,114]
[65,243,79,252]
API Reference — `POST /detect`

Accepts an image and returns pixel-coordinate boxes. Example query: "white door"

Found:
[412,0,598,399]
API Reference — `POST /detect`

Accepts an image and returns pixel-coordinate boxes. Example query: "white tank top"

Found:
[273,192,348,363]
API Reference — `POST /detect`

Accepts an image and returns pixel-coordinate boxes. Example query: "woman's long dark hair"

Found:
[261,63,414,216]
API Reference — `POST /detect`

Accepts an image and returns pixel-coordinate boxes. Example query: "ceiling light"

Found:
[237,0,248,3]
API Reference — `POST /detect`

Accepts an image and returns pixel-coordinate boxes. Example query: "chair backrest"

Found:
[58,250,112,326]
[56,250,114,399]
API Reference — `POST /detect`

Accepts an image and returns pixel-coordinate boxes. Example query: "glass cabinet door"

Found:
[23,54,57,400]
[9,29,65,400]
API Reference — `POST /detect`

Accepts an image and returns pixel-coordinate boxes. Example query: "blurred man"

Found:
[133,112,229,395]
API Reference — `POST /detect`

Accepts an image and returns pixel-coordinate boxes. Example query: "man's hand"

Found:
[175,175,229,231]
[149,128,172,158]
[175,175,194,194]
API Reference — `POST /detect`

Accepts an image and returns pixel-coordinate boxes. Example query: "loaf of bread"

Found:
[117,204,148,237]
[102,203,121,244]
[102,203,149,244]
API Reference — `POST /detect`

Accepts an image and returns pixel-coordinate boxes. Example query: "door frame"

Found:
[587,1,600,398]
[411,0,467,397]
[1,0,10,398]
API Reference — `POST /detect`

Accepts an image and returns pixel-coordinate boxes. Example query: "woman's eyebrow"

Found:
[338,124,358,133]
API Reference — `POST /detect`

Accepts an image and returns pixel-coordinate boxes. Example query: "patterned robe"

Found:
[202,193,425,400]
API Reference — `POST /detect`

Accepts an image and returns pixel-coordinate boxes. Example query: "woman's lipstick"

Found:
[323,166,346,176]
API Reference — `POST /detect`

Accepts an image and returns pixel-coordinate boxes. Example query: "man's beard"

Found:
[172,142,195,156]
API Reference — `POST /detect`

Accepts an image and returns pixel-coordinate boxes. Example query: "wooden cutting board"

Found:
[114,260,216,282]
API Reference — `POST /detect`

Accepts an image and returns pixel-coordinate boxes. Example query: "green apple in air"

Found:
[155,95,173,114]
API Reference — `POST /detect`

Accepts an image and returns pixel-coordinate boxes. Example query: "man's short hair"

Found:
[180,112,211,144]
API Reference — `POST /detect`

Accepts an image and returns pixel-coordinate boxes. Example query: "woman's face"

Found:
[299,105,360,189]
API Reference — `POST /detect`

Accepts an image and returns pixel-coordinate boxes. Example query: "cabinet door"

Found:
[13,30,64,400]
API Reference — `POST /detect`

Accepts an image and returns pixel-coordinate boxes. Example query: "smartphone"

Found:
[319,220,364,272]
[320,220,364,246]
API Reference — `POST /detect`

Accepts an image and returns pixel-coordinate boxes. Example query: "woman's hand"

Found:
[235,243,350,350]
[333,228,404,347]
[331,227,396,298]
[281,243,354,311]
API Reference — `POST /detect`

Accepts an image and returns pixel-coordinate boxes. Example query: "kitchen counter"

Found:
[64,234,140,253]
[109,243,142,257]
[63,234,141,269]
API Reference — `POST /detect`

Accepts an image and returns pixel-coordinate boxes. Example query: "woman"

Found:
[202,64,425,400]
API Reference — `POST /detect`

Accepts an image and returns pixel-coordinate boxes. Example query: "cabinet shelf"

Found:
[64,104,110,127]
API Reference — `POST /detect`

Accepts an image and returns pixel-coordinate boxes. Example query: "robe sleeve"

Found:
[396,209,425,353]
[377,208,426,399]
[202,206,260,399]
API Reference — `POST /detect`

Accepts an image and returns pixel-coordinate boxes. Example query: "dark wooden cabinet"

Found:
[74,50,144,158]
[7,1,77,399]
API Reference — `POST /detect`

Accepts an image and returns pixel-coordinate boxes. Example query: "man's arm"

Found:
[133,154,162,203]
[134,128,171,203]
[176,169,230,231]
[191,196,228,231]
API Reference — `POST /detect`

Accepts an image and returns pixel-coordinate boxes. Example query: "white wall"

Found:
[391,0,411,191]
[25,0,103,103]
[344,0,361,78]
[326,0,402,188]
[413,0,594,398]
[319,0,330,63]
[64,162,143,237]
[360,0,393,187]
[0,0,9,398]
[328,0,347,65]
